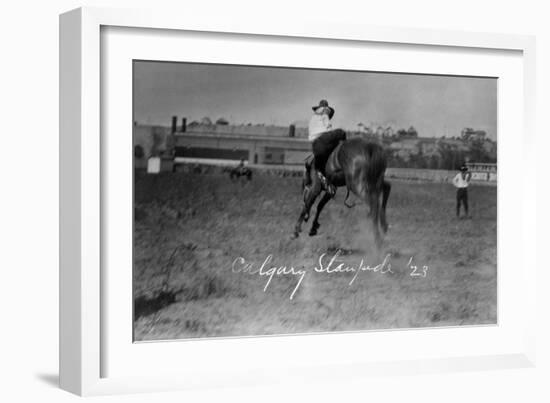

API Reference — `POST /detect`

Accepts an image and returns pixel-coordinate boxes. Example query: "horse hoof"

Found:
[308,230,317,237]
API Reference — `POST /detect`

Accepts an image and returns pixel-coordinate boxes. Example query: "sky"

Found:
[133,61,497,140]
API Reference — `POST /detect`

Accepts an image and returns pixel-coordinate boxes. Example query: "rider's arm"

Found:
[322,114,332,131]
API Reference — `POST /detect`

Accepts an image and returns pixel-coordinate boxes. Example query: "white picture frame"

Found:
[59,6,537,396]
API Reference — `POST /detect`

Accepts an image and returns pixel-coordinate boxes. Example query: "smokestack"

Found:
[289,124,296,137]
[171,116,177,134]
[181,117,187,133]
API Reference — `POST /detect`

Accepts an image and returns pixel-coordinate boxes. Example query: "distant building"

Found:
[440,138,471,152]
[357,121,398,139]
[133,117,497,170]
[417,138,439,157]
[389,141,417,161]
[134,119,311,167]
[174,123,310,165]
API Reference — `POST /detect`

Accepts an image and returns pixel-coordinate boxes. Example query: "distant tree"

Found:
[461,127,486,142]
[461,127,474,141]
[407,126,418,138]
[200,116,213,125]
[428,154,440,170]
[468,138,495,163]
[397,129,409,139]
[438,142,462,170]
[215,117,229,125]
[396,154,407,168]
[409,148,427,169]
[383,126,394,138]
[395,126,419,139]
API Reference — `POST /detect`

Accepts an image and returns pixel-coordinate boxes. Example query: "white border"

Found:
[103,24,523,378]
[60,7,537,396]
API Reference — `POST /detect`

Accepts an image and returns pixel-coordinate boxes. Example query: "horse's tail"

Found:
[362,143,387,247]
[341,142,385,208]
[364,143,387,191]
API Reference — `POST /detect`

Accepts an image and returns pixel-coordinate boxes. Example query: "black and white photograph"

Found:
[132,61,497,342]
[6,0,550,400]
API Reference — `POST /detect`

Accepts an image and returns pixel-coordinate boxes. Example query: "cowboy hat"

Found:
[460,165,468,172]
[312,99,335,119]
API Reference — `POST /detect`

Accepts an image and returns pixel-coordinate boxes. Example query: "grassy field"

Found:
[133,170,497,341]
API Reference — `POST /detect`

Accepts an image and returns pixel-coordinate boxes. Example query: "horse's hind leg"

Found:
[293,182,321,238]
[380,180,391,234]
[368,190,382,248]
[309,191,333,236]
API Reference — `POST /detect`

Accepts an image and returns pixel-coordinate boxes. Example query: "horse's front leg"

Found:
[293,182,321,238]
[309,191,334,236]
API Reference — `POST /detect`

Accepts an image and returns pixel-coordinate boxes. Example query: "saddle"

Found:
[303,142,344,192]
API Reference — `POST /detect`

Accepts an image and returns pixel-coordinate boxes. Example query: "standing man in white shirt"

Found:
[452,164,472,218]
[308,99,346,195]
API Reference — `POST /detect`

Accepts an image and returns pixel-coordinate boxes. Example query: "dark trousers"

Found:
[312,129,346,176]
[456,188,469,216]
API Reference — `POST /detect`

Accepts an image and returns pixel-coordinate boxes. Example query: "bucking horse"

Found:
[293,136,391,248]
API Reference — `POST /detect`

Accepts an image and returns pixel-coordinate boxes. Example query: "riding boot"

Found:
[317,171,336,196]
[316,170,328,187]
[328,183,336,196]
[326,181,336,196]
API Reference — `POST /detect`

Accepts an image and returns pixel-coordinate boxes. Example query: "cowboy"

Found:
[308,100,346,195]
[452,164,472,218]
[237,157,246,174]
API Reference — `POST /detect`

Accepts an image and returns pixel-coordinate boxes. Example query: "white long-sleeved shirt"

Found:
[452,172,471,188]
[308,113,332,141]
